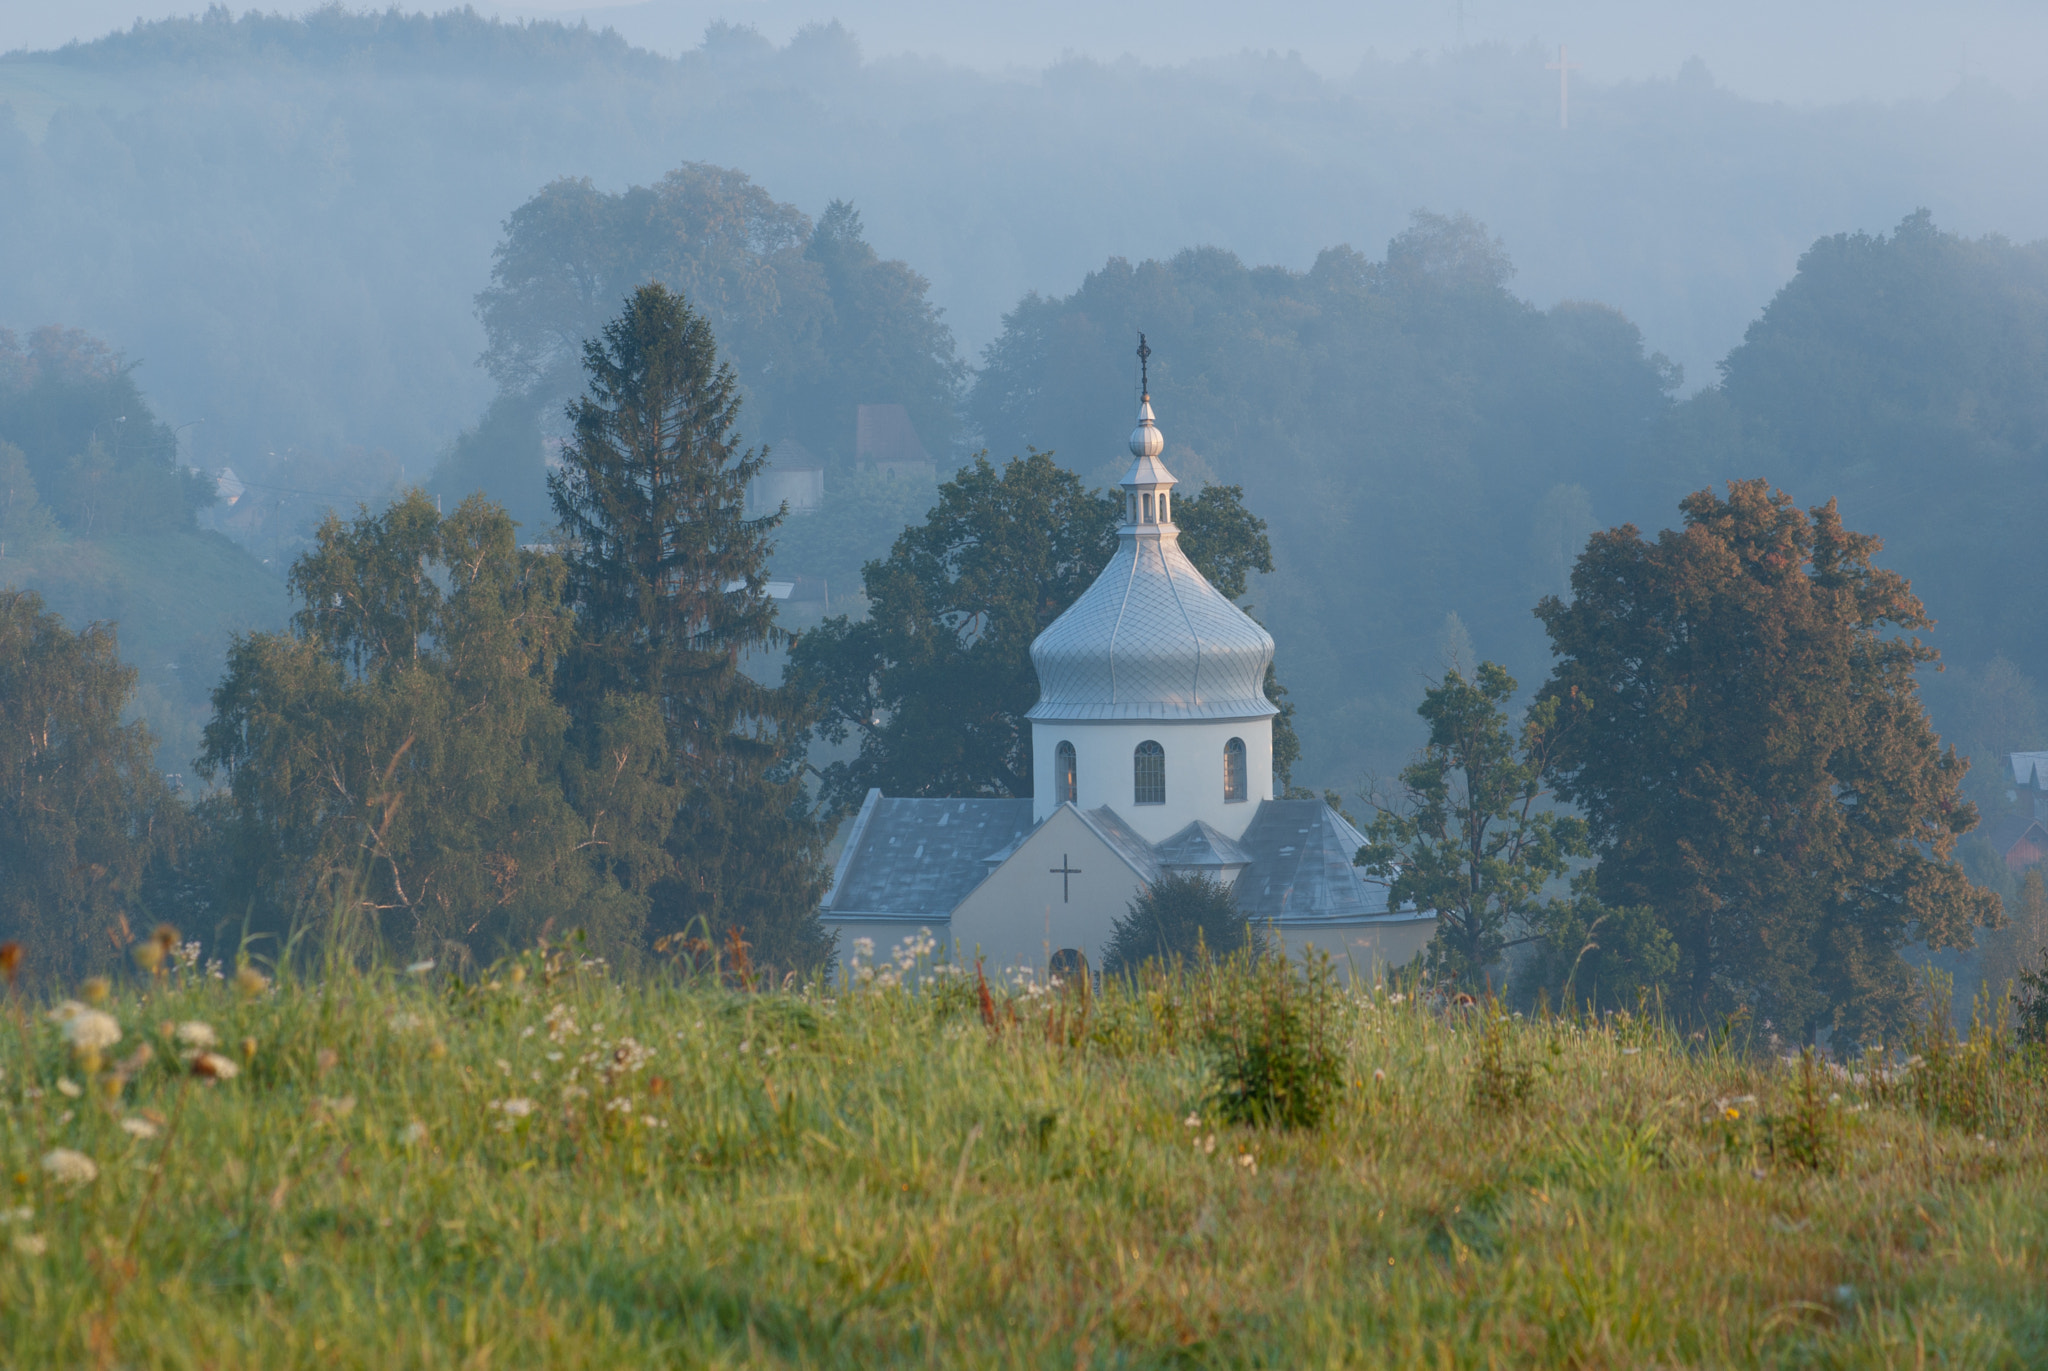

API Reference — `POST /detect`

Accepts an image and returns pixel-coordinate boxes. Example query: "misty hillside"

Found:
[6,6,2048,476]
[8,7,2048,807]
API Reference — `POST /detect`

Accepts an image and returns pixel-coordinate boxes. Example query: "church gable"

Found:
[950,805,1152,974]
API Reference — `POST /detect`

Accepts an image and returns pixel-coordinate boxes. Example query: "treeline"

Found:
[6,287,832,984]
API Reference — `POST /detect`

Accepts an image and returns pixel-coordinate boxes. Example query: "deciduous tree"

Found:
[1357,662,1610,989]
[200,493,645,965]
[1534,480,1998,1046]
[787,458,1292,812]
[0,590,178,981]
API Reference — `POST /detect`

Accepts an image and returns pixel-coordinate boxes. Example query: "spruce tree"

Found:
[550,283,830,976]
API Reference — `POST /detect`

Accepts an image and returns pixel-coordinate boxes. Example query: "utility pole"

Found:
[1547,44,1580,129]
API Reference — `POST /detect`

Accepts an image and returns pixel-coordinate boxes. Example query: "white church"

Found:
[819,383,1436,977]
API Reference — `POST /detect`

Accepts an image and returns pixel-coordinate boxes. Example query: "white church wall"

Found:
[1274,917,1439,982]
[948,806,1148,976]
[1031,716,1272,843]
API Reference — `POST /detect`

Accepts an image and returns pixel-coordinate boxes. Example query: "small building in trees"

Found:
[820,394,1434,977]
[747,440,825,516]
[855,403,935,480]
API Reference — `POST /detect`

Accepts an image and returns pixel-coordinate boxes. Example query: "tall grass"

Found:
[1,942,2043,1368]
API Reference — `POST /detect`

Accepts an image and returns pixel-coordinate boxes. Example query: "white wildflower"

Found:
[396,1121,429,1146]
[496,1059,512,1076]
[41,1149,98,1185]
[1,1207,32,1225]
[605,1097,633,1114]
[175,1021,219,1050]
[50,1003,122,1052]
[1183,1113,1201,1129]
[544,1003,578,1044]
[11,1234,46,1257]
[55,1079,81,1099]
[120,1117,159,1140]
[603,1037,653,1079]
[406,959,435,976]
[489,1097,537,1131]
[387,1012,428,1033]
[1236,1153,1257,1174]
[852,937,875,960]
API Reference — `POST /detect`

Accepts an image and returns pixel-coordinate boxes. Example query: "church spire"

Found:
[1122,333,1173,524]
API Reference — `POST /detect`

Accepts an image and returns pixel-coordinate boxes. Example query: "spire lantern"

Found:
[1121,333,1175,526]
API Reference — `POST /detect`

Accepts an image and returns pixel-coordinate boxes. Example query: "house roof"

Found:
[1231,799,1396,923]
[821,791,1035,918]
[1983,809,2048,858]
[2012,751,2048,790]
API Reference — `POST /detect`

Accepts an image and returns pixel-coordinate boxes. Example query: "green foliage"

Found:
[0,327,210,536]
[477,172,962,475]
[787,459,1287,812]
[0,441,54,549]
[1764,1049,1845,1174]
[1358,661,1591,988]
[0,590,177,982]
[550,283,830,976]
[1101,872,1261,977]
[1981,867,2048,1004]
[787,452,1117,809]
[1873,975,2042,1138]
[764,463,938,596]
[1198,951,1343,1129]
[198,492,643,967]
[1514,876,1679,1015]
[1469,1000,1535,1113]
[1537,480,2001,1048]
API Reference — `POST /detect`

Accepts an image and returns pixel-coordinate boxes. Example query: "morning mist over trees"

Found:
[7,5,2048,1363]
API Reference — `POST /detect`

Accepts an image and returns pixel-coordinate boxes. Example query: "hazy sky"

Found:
[4,0,2045,104]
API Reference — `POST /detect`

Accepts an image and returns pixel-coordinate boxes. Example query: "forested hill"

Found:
[967,212,2048,799]
[5,7,2048,483]
[970,217,1680,790]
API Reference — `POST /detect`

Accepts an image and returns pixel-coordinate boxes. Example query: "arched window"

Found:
[1223,737,1247,802]
[1142,492,1155,523]
[1133,740,1165,805]
[1055,740,1077,803]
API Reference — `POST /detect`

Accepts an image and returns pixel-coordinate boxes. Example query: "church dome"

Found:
[1027,394,1277,723]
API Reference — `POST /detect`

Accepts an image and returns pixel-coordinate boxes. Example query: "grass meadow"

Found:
[2,938,2043,1369]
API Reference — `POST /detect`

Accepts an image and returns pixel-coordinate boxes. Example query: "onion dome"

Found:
[1027,392,1276,722]
[1129,395,1165,459]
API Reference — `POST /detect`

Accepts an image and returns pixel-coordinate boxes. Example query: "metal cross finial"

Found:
[1137,333,1151,393]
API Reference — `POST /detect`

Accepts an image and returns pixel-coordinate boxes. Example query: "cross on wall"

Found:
[1049,855,1081,903]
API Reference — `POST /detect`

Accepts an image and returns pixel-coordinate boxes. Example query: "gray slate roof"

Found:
[1072,805,1162,882]
[1155,819,1253,870]
[821,791,1034,918]
[1231,800,1395,923]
